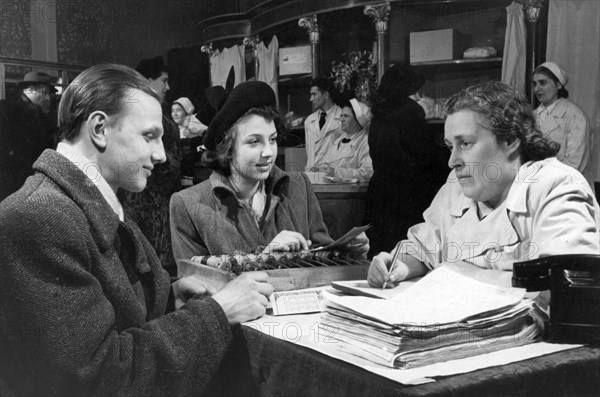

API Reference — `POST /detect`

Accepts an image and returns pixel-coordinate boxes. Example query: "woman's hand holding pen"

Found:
[367,250,409,288]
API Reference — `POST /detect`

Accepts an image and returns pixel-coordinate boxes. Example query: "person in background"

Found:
[311,97,373,182]
[0,71,57,201]
[368,81,600,288]
[171,97,207,140]
[532,61,592,184]
[119,55,183,276]
[304,76,342,171]
[170,81,369,264]
[0,63,273,396]
[365,63,446,258]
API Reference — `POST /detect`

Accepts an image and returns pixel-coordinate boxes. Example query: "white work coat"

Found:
[535,98,592,182]
[318,126,373,182]
[398,158,600,272]
[304,105,341,171]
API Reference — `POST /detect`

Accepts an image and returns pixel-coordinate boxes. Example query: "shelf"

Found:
[410,57,503,74]
[278,73,312,84]
[411,57,502,67]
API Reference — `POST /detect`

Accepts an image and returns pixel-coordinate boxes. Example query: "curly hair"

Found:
[445,81,559,162]
[201,106,286,176]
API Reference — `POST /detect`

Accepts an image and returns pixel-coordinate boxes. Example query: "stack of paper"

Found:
[321,266,545,369]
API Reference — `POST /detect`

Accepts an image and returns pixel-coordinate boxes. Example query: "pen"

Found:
[382,242,402,290]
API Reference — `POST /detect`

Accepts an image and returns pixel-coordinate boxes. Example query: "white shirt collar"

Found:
[536,98,561,116]
[56,142,124,221]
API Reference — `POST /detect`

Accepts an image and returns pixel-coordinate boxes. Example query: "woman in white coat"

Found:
[532,61,592,182]
[368,81,599,288]
[311,98,373,182]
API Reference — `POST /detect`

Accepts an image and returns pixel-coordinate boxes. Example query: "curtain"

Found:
[0,63,5,100]
[546,0,600,186]
[257,35,279,106]
[501,1,527,95]
[209,44,246,88]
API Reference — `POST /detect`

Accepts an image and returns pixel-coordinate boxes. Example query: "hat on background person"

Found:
[378,63,425,98]
[534,61,568,86]
[173,97,195,115]
[18,71,57,92]
[203,81,276,151]
[205,85,227,111]
[350,98,372,128]
[136,55,167,79]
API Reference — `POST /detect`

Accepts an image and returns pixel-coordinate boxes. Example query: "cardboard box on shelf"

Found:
[279,45,312,75]
[410,29,465,63]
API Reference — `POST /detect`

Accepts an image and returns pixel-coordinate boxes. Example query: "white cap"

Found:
[173,97,195,115]
[535,62,568,86]
[349,99,372,128]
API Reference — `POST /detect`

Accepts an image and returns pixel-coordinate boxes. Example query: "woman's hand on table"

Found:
[263,230,311,253]
[344,232,370,258]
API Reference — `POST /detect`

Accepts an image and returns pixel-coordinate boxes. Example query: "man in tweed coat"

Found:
[0,64,273,396]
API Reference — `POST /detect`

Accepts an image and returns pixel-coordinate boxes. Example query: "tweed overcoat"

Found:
[0,150,233,396]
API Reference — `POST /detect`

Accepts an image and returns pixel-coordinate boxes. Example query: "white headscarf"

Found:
[536,62,569,86]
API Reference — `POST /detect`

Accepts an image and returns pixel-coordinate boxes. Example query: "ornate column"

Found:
[298,14,321,78]
[201,43,215,85]
[519,0,544,105]
[364,2,391,84]
[243,35,261,80]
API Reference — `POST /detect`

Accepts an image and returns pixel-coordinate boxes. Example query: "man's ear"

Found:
[87,111,110,150]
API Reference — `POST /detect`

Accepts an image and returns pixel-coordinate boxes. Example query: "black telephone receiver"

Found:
[513,254,600,345]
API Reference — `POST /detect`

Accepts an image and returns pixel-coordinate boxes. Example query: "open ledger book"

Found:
[322,265,545,369]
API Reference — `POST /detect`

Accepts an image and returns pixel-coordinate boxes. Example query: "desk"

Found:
[312,183,369,240]
[215,325,600,396]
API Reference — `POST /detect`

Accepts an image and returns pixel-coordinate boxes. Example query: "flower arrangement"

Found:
[330,51,377,104]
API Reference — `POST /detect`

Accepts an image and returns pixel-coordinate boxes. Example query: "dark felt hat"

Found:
[203,81,276,151]
[379,63,425,98]
[135,55,166,79]
[205,85,227,111]
[19,71,57,92]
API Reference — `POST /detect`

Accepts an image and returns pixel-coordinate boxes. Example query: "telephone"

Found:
[513,254,600,345]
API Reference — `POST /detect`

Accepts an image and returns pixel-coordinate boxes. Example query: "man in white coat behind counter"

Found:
[304,77,341,171]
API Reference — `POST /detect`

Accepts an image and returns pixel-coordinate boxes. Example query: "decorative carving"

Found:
[364,3,391,84]
[298,14,321,44]
[243,35,260,49]
[516,0,544,22]
[364,2,391,34]
[201,43,215,57]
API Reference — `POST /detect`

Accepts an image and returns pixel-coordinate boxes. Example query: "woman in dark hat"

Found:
[169,81,369,264]
[365,63,447,258]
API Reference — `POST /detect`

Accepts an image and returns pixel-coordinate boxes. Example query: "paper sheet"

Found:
[324,266,526,325]
[310,224,371,251]
[270,290,322,316]
[330,279,419,299]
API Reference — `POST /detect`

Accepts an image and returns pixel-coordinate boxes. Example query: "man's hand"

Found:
[173,275,215,308]
[212,272,274,324]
